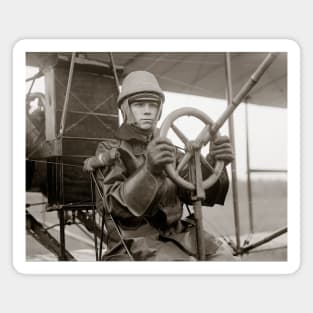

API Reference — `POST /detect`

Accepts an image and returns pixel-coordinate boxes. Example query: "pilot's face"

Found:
[130,101,159,130]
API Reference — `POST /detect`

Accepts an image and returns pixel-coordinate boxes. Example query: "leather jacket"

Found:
[95,124,229,260]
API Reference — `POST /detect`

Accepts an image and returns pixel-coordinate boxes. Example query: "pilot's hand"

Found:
[209,135,234,166]
[146,137,175,175]
[82,154,107,172]
[83,149,118,172]
[83,158,95,172]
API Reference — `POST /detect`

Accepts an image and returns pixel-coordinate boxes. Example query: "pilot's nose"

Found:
[143,103,152,114]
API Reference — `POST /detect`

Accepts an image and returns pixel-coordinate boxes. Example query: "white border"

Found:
[13,39,300,274]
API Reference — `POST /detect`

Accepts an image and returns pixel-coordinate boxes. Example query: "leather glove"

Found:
[209,135,234,166]
[146,137,175,176]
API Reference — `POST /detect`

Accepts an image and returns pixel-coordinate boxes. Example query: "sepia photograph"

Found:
[14,39,299,274]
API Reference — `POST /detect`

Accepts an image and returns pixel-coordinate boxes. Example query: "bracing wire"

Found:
[26,79,36,99]
[90,173,99,261]
[90,171,134,261]
[26,158,87,169]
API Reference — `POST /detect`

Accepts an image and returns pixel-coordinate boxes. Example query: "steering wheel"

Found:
[159,107,224,191]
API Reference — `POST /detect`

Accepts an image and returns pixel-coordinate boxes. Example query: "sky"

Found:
[26,66,287,180]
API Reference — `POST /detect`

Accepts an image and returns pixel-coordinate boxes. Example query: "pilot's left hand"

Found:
[209,135,234,166]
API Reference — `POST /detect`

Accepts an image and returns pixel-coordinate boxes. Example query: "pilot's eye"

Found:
[149,101,159,108]
[130,101,143,107]
[131,101,159,108]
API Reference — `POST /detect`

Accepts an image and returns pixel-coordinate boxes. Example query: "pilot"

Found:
[86,70,235,261]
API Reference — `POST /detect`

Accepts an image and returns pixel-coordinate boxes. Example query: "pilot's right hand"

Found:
[146,137,175,175]
[83,157,96,172]
[83,148,118,172]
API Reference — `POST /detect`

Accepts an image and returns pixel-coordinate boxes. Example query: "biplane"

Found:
[25,49,288,262]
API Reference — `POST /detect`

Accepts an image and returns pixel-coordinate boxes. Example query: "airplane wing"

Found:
[85,52,287,108]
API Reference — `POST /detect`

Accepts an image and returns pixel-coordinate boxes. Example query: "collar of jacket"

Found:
[115,123,154,143]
